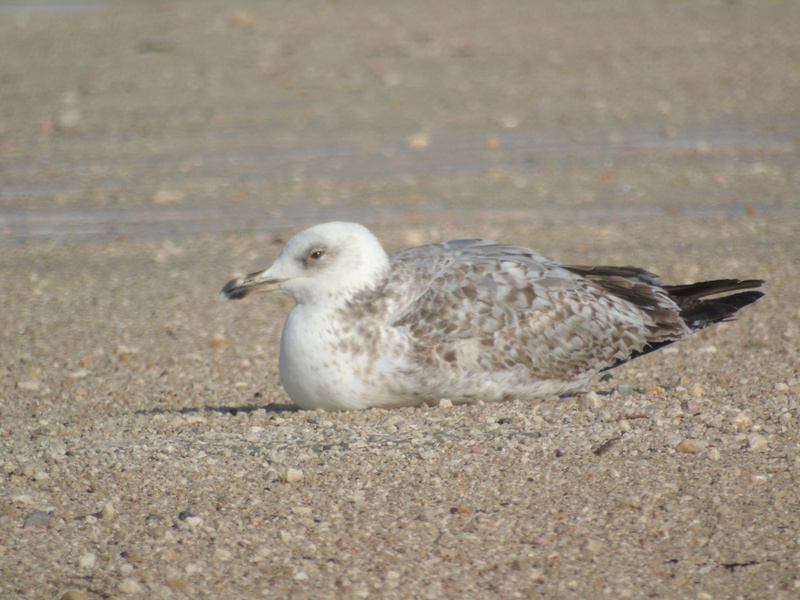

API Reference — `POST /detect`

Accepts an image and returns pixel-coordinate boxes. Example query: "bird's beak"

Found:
[219,269,285,301]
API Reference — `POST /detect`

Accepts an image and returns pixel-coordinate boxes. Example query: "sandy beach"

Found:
[1,1,799,598]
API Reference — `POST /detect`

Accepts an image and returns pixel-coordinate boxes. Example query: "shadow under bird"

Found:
[220,222,764,411]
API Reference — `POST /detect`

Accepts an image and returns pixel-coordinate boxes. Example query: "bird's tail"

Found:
[664,278,765,332]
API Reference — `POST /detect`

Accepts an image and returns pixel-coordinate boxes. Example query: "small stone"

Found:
[407,132,431,150]
[530,569,546,582]
[593,436,621,456]
[774,381,790,392]
[56,92,81,131]
[185,515,203,527]
[732,412,753,428]
[166,578,190,590]
[153,189,185,204]
[291,506,312,516]
[690,386,704,397]
[284,468,303,483]
[529,536,551,546]
[746,433,768,451]
[510,558,526,571]
[681,399,698,412]
[750,473,768,485]
[229,10,255,28]
[68,369,90,380]
[381,71,402,87]
[418,449,437,460]
[24,510,51,528]
[616,383,634,396]
[213,548,233,561]
[208,333,231,349]
[31,425,55,438]
[78,553,96,569]
[122,551,142,564]
[117,578,142,594]
[56,110,81,132]
[117,345,134,362]
[416,508,435,522]
[380,414,404,428]
[707,448,721,461]
[581,391,603,409]
[61,592,87,600]
[500,115,520,128]
[485,135,501,149]
[696,593,713,600]
[438,399,453,408]
[675,440,701,454]
[17,380,43,392]
[101,502,118,520]
[582,539,605,556]
[178,511,202,527]
[2,504,17,520]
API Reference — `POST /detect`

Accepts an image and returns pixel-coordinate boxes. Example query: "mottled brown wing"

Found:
[388,242,688,380]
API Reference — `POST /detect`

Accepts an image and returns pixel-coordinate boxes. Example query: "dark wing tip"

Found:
[678,287,764,331]
[664,278,764,299]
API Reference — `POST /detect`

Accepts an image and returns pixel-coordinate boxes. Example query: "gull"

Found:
[220,222,763,411]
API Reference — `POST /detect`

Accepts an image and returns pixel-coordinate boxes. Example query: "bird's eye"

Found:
[308,250,325,261]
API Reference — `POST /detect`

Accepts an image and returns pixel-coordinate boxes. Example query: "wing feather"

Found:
[386,241,684,379]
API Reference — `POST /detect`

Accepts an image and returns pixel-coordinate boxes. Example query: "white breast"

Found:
[279,305,395,411]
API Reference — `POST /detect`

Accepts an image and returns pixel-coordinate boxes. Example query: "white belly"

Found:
[278,306,400,411]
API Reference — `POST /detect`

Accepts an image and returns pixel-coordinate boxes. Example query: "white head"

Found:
[220,222,390,306]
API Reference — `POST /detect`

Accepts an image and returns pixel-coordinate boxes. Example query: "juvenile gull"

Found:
[220,222,763,411]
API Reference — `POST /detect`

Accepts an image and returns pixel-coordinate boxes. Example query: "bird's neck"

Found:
[294,257,390,307]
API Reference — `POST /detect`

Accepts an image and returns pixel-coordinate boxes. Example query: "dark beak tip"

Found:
[219,272,282,302]
[219,278,248,301]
